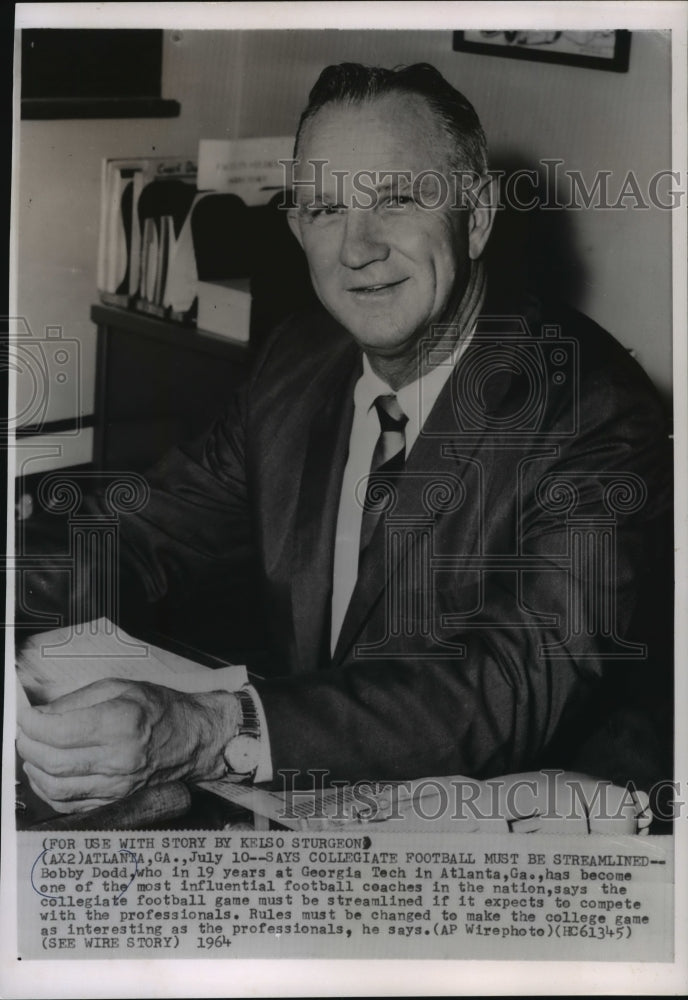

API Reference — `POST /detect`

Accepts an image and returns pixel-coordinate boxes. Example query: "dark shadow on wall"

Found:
[485,155,587,309]
[485,155,671,413]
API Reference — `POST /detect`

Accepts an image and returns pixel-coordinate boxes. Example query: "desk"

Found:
[91,304,250,472]
[16,768,256,832]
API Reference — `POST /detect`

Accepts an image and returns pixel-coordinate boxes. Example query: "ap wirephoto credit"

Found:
[2,4,686,998]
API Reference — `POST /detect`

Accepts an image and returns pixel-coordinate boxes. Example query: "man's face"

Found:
[288,93,491,364]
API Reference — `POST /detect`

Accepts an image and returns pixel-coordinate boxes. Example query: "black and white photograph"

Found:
[2,2,686,996]
[453,29,632,72]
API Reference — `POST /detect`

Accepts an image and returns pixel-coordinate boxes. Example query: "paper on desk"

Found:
[198,778,469,831]
[17,618,247,705]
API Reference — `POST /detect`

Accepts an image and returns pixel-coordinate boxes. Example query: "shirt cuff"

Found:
[244,684,273,784]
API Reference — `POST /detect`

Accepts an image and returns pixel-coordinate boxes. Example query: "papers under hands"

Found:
[16,617,248,706]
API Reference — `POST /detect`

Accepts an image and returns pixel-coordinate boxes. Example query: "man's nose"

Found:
[338,208,390,269]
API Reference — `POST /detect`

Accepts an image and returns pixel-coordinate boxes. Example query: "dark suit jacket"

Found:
[20,293,673,789]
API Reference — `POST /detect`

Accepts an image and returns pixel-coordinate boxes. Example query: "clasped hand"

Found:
[17,679,240,813]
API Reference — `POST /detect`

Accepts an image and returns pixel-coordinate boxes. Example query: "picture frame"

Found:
[453,29,631,72]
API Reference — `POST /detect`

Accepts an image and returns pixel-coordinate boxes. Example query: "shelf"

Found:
[21,97,181,121]
[90,303,251,365]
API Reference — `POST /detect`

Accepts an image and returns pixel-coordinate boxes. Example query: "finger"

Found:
[18,695,140,749]
[17,731,142,778]
[34,678,134,713]
[23,761,138,804]
[23,769,112,814]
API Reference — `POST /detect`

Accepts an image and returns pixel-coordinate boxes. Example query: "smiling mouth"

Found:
[348,278,408,294]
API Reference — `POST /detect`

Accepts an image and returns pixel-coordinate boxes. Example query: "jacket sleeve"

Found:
[17,383,256,640]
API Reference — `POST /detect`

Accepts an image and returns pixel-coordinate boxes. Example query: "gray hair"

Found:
[294,62,488,176]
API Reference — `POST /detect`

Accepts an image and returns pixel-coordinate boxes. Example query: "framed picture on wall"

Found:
[453,29,631,72]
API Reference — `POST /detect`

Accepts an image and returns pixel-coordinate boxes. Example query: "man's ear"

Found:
[468,174,498,261]
[287,208,304,248]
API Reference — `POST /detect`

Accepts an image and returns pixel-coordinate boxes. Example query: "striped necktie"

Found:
[358,394,408,560]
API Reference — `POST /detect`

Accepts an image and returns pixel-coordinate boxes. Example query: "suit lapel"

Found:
[331,322,520,668]
[290,348,360,674]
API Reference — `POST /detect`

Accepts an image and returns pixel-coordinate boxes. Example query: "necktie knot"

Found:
[374,394,408,433]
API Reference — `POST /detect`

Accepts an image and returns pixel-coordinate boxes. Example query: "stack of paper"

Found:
[17,618,247,706]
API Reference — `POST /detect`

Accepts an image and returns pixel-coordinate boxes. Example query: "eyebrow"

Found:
[375,177,413,195]
[293,177,414,204]
[294,193,338,209]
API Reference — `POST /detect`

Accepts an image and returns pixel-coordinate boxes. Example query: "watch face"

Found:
[225,734,260,774]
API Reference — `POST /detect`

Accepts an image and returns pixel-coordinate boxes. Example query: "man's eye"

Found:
[384,194,414,209]
[304,204,346,221]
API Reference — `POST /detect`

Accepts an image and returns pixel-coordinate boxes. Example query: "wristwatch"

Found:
[223,688,261,778]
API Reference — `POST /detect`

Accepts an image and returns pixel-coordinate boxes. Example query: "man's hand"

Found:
[16,679,241,813]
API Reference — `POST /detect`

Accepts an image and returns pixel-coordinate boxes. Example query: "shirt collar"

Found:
[356,329,475,437]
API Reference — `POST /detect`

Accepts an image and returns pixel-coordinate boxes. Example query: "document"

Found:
[17,618,248,705]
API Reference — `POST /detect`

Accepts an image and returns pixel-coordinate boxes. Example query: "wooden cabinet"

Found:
[91,304,250,471]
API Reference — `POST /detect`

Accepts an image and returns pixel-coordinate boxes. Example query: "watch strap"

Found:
[234,687,260,739]
[224,688,261,777]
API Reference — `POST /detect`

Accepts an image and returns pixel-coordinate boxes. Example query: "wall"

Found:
[13,28,673,470]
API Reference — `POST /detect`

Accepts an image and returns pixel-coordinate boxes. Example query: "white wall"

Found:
[14,27,673,463]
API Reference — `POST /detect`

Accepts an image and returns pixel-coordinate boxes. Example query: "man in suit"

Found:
[17,64,671,817]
